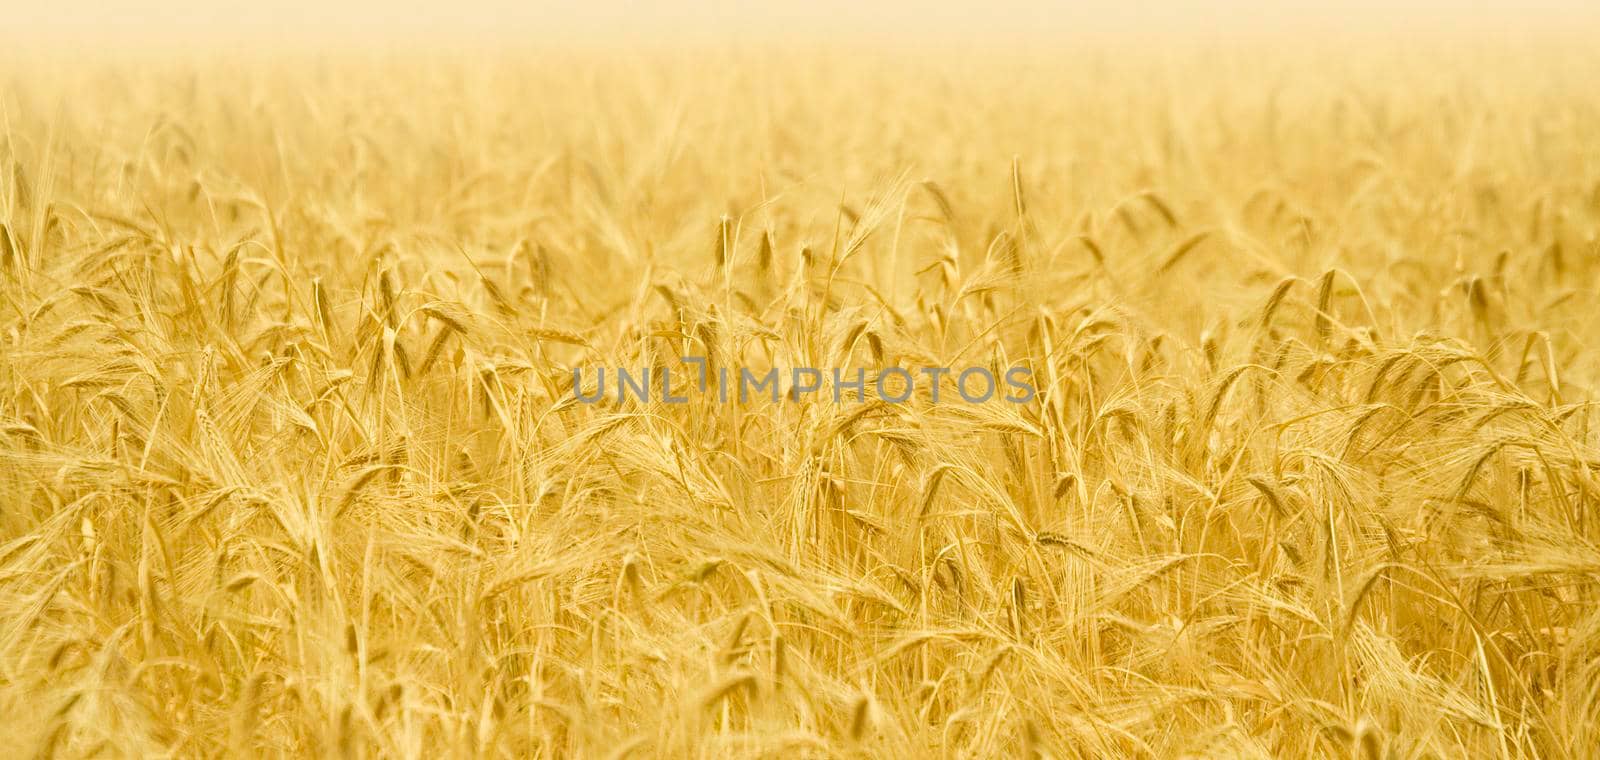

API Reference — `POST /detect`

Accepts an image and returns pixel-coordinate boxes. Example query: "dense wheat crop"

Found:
[3,38,1600,758]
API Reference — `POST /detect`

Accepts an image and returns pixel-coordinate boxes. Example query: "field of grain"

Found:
[2,39,1600,758]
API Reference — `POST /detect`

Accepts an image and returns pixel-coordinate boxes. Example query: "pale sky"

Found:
[8,0,1599,50]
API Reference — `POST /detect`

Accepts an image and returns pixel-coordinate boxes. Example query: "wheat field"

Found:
[2,33,1600,759]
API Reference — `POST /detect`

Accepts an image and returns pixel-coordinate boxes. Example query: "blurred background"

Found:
[12,0,1600,52]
